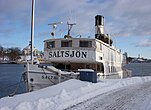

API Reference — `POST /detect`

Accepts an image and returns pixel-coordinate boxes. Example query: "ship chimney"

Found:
[95,15,113,45]
[95,15,104,35]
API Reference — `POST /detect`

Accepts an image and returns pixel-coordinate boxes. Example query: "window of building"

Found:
[47,41,55,49]
[61,40,72,47]
[79,41,92,47]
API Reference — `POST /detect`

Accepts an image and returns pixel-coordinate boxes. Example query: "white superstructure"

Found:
[44,37,126,76]
[44,15,126,77]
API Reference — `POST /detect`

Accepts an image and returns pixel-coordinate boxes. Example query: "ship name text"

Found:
[49,50,87,58]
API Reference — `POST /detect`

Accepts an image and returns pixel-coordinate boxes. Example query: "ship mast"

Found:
[31,0,35,64]
[48,22,63,38]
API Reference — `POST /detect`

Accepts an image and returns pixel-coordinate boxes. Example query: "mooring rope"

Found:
[0,76,25,98]
[8,75,24,97]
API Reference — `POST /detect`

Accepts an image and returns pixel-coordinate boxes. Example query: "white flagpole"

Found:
[31,0,35,64]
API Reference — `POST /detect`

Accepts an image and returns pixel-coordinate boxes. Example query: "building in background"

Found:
[22,44,44,62]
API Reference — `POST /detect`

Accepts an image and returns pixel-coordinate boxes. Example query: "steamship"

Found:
[24,15,128,92]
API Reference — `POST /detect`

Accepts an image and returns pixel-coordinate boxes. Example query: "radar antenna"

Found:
[64,22,76,39]
[67,22,76,36]
[48,22,63,38]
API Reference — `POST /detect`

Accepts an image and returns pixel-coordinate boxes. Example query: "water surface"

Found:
[0,64,26,98]
[0,63,151,98]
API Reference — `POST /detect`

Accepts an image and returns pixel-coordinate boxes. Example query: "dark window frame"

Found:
[79,41,92,47]
[61,40,72,47]
[47,41,55,49]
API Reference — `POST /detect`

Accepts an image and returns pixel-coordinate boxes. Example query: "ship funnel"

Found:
[95,15,104,35]
[95,15,113,45]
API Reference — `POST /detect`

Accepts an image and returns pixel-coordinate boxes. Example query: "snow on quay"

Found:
[1,76,151,110]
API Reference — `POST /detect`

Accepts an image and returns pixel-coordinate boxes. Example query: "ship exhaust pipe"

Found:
[95,15,104,35]
[95,15,113,45]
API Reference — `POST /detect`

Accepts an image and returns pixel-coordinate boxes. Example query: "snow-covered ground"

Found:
[1,76,151,110]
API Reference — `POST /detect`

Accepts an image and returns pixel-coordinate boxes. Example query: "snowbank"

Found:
[1,76,151,110]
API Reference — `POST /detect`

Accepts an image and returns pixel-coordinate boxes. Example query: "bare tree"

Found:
[7,47,22,61]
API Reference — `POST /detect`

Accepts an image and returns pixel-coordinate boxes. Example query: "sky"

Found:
[0,0,151,58]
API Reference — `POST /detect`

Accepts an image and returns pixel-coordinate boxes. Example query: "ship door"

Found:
[97,63,104,73]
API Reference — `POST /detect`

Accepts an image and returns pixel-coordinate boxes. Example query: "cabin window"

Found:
[47,41,55,49]
[79,41,92,47]
[109,66,110,73]
[86,65,90,69]
[100,43,102,50]
[99,56,102,60]
[61,40,72,47]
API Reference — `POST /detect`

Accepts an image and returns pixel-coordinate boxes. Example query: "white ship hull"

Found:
[23,62,79,92]
[23,62,130,92]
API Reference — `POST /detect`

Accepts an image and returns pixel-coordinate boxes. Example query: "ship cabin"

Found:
[44,15,126,75]
[44,37,125,75]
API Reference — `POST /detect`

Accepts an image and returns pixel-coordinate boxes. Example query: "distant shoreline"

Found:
[0,61,26,64]
[0,61,50,64]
